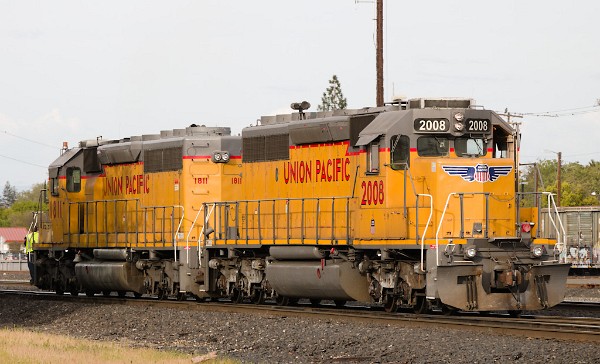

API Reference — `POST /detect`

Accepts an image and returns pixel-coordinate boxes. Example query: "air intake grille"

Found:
[144,147,183,172]
[243,134,289,163]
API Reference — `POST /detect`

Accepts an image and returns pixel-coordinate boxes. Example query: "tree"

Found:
[317,75,347,111]
[0,182,47,227]
[1,182,17,208]
[520,159,600,207]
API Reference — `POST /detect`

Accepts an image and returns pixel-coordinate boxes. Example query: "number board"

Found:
[413,118,450,133]
[465,119,491,133]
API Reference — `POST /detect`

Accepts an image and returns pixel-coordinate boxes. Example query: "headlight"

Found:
[454,123,464,131]
[454,112,464,122]
[212,151,230,163]
[532,245,544,258]
[465,245,477,259]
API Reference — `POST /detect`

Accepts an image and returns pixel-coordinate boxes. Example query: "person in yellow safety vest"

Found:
[24,226,38,284]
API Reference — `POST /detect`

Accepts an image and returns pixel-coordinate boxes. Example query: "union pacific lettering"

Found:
[104,174,150,196]
[283,158,351,184]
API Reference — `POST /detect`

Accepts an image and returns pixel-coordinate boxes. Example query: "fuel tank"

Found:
[75,261,145,294]
[265,260,370,301]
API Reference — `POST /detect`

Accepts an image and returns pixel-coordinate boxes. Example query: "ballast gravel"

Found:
[1,273,599,364]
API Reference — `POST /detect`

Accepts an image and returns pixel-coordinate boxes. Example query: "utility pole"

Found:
[376,0,384,107]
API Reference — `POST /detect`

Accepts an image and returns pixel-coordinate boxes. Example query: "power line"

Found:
[2,130,59,150]
[0,153,47,168]
[496,104,600,118]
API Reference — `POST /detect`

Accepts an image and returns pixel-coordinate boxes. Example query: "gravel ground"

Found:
[1,272,600,364]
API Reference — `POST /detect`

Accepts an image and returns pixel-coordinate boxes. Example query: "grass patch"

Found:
[0,327,235,364]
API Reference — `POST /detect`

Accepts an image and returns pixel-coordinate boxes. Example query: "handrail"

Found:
[185,204,205,265]
[435,193,456,266]
[63,199,184,252]
[170,205,185,263]
[545,193,566,255]
[418,194,433,272]
[204,196,351,243]
[517,191,567,256]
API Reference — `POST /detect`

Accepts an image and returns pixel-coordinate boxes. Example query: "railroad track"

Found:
[2,288,600,343]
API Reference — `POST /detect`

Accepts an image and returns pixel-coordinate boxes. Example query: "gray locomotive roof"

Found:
[96,125,239,164]
[48,147,81,178]
[355,110,409,146]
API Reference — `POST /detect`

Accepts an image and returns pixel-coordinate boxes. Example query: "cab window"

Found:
[66,167,81,192]
[417,136,448,157]
[390,135,410,170]
[50,178,59,196]
[455,138,487,157]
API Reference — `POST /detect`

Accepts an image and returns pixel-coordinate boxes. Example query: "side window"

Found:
[66,167,81,192]
[493,131,509,158]
[50,178,59,196]
[417,136,449,157]
[390,135,410,170]
[455,138,487,157]
[366,141,380,174]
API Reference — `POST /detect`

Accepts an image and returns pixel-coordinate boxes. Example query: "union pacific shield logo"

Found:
[442,164,512,183]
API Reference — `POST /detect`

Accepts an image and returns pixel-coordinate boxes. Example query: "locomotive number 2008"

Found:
[415,118,448,132]
[467,119,490,132]
[361,180,384,205]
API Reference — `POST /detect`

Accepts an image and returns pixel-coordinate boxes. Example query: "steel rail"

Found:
[2,289,600,343]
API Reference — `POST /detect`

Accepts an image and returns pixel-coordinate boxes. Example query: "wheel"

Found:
[413,295,428,314]
[55,287,64,295]
[157,288,169,300]
[508,310,522,317]
[334,300,346,308]
[275,295,289,306]
[309,299,322,307]
[69,289,79,297]
[117,291,126,298]
[231,288,243,304]
[133,292,142,299]
[441,304,457,316]
[383,295,398,313]
[176,292,186,301]
[102,290,111,297]
[85,290,95,297]
[251,289,266,305]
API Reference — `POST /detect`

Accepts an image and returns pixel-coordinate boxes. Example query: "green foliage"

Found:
[520,159,600,207]
[0,182,47,227]
[317,75,347,111]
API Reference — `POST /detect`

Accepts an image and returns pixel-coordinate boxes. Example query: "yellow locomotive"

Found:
[35,125,242,298]
[33,98,569,313]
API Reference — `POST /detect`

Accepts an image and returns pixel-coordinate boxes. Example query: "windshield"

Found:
[455,138,487,157]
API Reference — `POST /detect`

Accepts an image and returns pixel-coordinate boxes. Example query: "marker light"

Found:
[521,222,533,233]
[222,152,230,162]
[454,123,464,131]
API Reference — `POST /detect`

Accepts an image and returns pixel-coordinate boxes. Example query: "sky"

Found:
[1,1,599,191]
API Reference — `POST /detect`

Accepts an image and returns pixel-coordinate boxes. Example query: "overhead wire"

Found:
[1,130,59,168]
[2,130,59,150]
